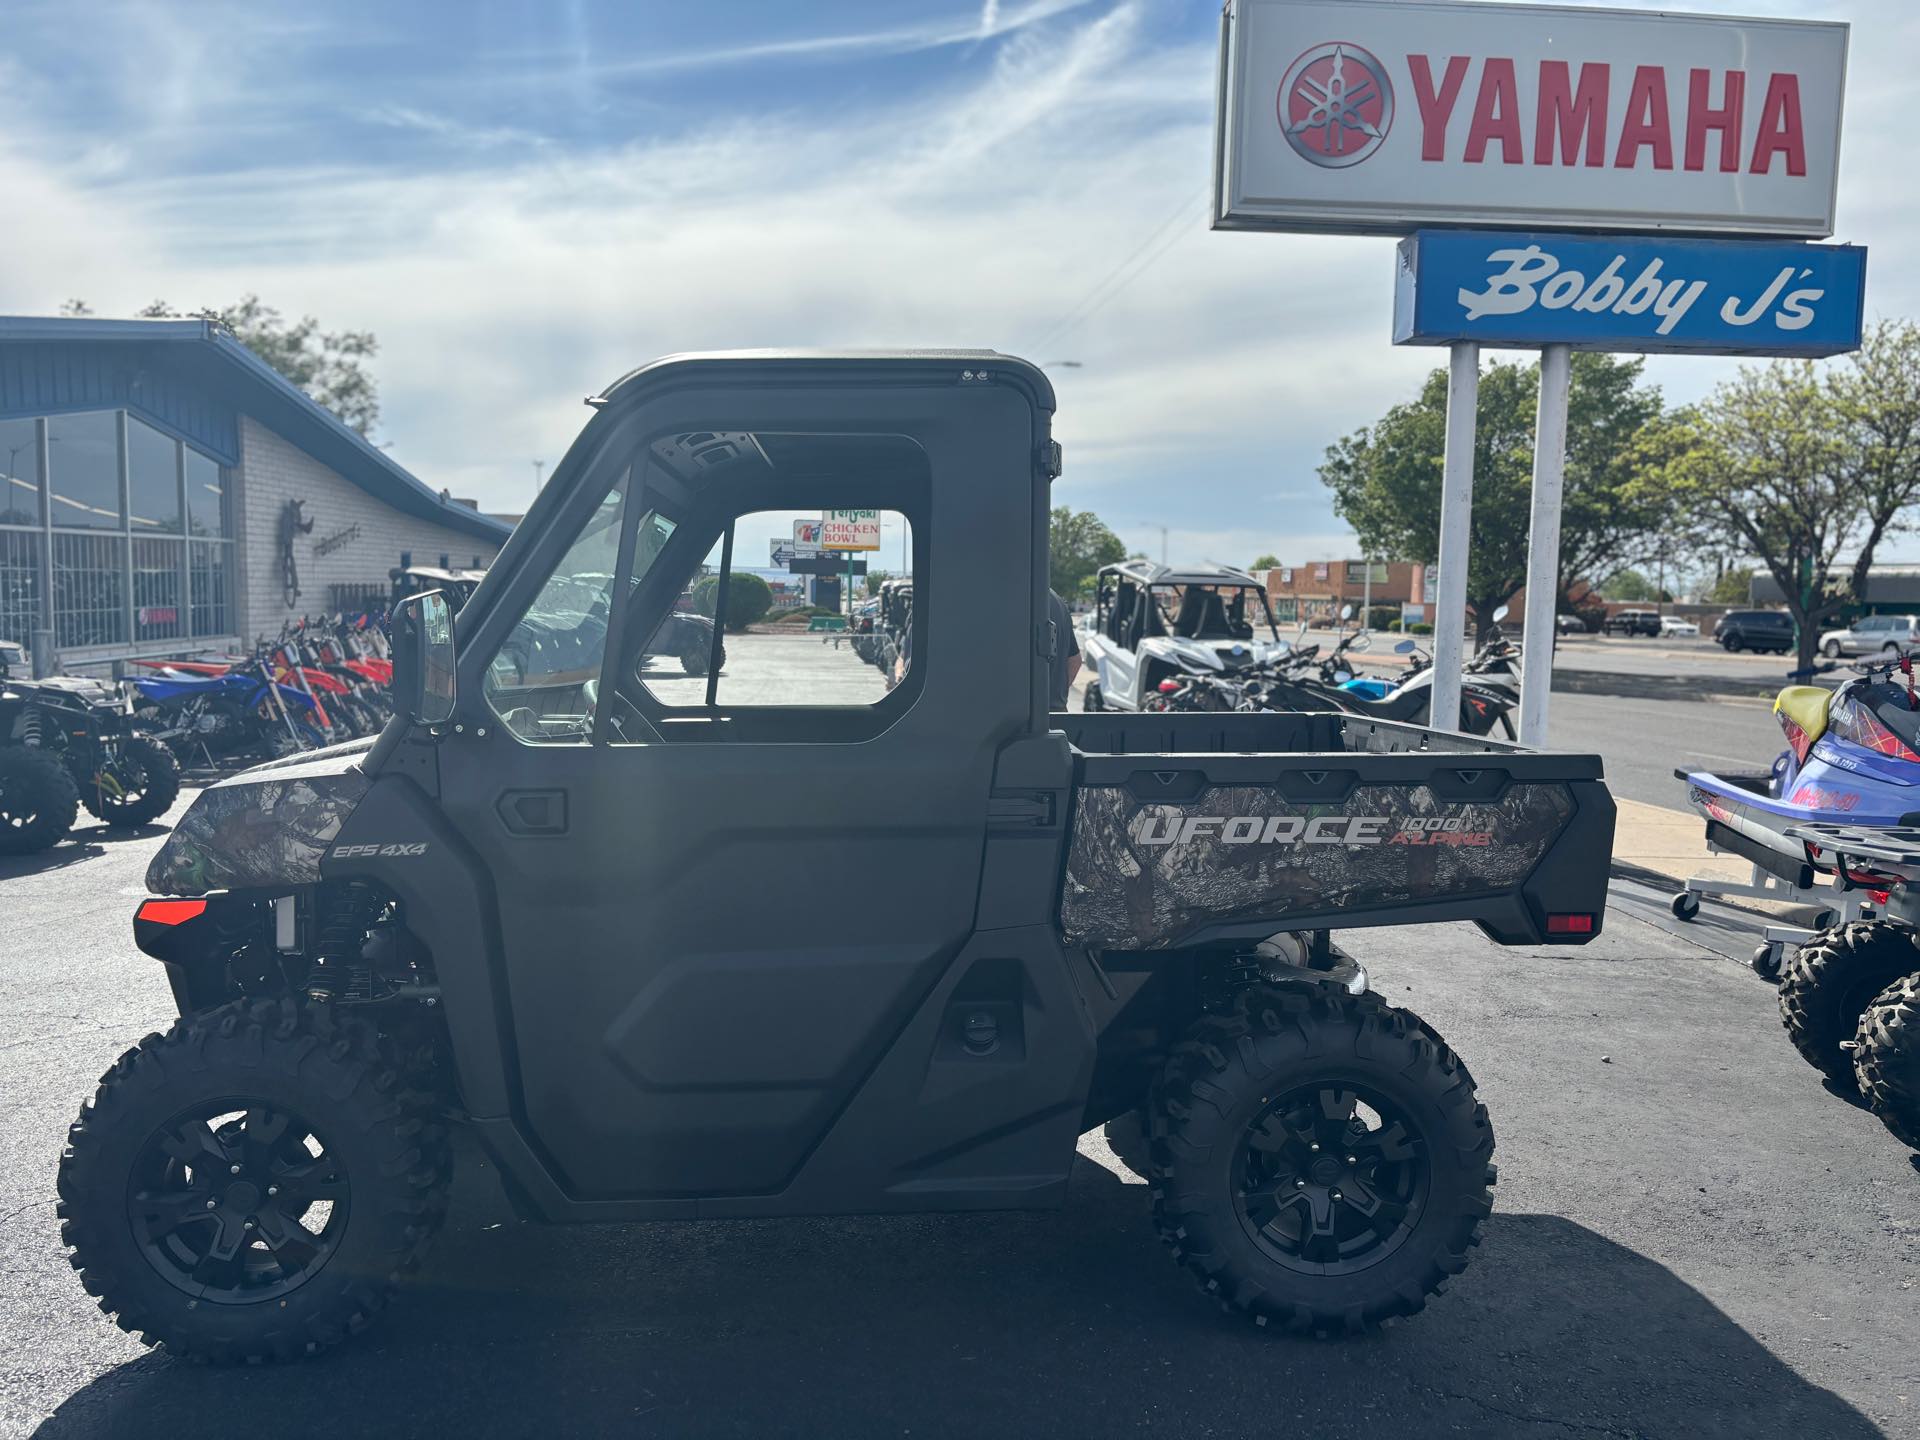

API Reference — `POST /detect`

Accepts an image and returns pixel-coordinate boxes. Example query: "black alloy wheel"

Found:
[1233,1083,1428,1277]
[129,1101,348,1305]
[81,735,181,827]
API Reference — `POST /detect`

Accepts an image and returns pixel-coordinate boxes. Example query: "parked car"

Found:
[1819,614,1920,659]
[1714,609,1795,655]
[1659,615,1700,638]
[1555,613,1589,636]
[1602,608,1661,637]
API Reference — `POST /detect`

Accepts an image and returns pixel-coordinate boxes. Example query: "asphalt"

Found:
[2,787,1916,1438]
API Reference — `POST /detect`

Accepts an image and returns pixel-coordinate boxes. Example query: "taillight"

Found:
[1546,913,1594,935]
[137,898,206,925]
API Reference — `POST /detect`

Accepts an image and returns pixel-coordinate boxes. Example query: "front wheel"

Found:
[0,745,80,853]
[1823,640,1843,659]
[79,736,181,827]
[1723,637,1741,652]
[680,643,710,676]
[58,999,449,1362]
[1149,983,1493,1333]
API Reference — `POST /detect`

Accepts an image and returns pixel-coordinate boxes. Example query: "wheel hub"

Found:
[1233,1083,1430,1275]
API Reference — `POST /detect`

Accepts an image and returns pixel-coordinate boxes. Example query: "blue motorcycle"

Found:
[130,664,327,761]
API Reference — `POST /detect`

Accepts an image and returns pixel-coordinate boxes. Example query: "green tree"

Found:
[1250,553,1281,570]
[1706,567,1755,605]
[64,294,381,435]
[693,571,773,632]
[1320,353,1670,636]
[863,569,892,597]
[1050,506,1126,600]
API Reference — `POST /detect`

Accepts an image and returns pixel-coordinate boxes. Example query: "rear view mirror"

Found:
[1340,604,1354,621]
[1395,640,1416,654]
[394,591,458,725]
[1493,604,1511,622]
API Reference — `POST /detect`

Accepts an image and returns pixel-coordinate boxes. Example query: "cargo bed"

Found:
[1053,710,1614,951]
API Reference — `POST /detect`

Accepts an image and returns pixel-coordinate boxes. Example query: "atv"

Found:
[0,641,181,854]
[58,352,1614,1362]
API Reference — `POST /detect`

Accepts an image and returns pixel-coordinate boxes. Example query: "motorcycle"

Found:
[131,661,329,762]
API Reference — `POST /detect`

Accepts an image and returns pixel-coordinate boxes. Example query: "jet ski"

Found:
[1678,658,1920,886]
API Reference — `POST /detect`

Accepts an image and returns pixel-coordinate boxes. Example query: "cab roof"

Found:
[590,349,1055,415]
[1098,560,1263,589]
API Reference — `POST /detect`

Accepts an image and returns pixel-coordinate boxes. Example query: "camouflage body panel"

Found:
[145,752,371,897]
[1060,781,1575,950]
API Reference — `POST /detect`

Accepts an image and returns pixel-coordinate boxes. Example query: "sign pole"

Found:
[1430,342,1479,734]
[1518,343,1571,748]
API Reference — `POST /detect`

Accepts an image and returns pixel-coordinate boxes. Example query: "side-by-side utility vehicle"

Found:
[58,353,1615,1361]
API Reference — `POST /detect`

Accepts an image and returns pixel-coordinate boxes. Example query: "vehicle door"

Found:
[1102,578,1142,707]
[436,378,1040,1202]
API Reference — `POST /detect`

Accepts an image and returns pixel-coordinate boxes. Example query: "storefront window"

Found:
[127,416,183,535]
[185,447,227,537]
[0,417,39,527]
[46,411,123,530]
[53,531,126,647]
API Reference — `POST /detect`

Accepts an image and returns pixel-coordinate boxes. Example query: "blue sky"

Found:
[1,0,1914,571]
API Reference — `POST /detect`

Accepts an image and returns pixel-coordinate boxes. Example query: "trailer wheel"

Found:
[0,745,80,854]
[57,998,449,1363]
[1148,982,1493,1333]
[1671,891,1700,922]
[1779,922,1920,1089]
[1854,973,1920,1151]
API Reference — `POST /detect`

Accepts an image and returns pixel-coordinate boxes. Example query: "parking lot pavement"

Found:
[2,800,1916,1438]
[641,629,888,707]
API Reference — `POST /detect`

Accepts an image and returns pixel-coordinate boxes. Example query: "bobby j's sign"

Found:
[1394,230,1866,356]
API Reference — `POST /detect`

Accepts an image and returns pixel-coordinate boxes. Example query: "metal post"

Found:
[1519,343,1571,749]
[1363,556,1373,630]
[1430,343,1480,734]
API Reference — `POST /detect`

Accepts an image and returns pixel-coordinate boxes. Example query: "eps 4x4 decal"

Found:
[332,842,431,859]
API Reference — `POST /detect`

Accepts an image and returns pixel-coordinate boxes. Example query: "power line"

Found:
[1025,185,1210,357]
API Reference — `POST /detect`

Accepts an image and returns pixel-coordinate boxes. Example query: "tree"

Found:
[1250,553,1281,571]
[1050,506,1126,600]
[63,294,381,436]
[693,571,773,632]
[1320,354,1670,637]
[863,569,892,597]
[1706,567,1755,605]
[1598,568,1669,602]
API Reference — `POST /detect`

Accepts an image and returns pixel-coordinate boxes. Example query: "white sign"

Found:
[818,508,881,552]
[1214,0,1847,238]
[773,531,824,567]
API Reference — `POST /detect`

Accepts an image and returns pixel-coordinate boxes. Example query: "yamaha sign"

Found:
[1214,0,1848,237]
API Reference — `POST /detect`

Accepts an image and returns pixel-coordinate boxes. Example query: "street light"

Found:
[1138,523,1169,566]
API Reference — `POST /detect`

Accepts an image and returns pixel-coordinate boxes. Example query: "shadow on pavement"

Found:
[1553,667,1782,705]
[35,1155,1879,1440]
[0,842,108,880]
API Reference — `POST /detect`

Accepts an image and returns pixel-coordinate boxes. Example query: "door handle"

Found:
[497,788,568,836]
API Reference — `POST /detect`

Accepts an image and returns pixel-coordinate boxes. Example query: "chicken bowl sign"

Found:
[1214,0,1848,237]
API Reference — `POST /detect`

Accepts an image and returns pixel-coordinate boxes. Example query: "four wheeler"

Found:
[58,351,1616,1362]
[0,640,181,854]
[1078,561,1288,711]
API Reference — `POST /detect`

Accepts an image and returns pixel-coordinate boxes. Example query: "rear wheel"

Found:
[1149,983,1493,1332]
[680,643,709,676]
[1823,640,1843,659]
[1724,636,1741,652]
[0,745,80,853]
[1779,922,1920,1089]
[58,999,449,1362]
[78,736,181,827]
[1082,682,1104,712]
[1854,974,1920,1150]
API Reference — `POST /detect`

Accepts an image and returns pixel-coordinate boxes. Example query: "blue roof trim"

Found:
[0,317,511,545]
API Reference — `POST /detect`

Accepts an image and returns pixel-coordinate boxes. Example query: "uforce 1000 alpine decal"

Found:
[1061,781,1573,949]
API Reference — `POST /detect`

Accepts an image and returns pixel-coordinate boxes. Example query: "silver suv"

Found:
[1820,614,1920,658]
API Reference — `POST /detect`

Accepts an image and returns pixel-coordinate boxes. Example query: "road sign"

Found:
[1395,230,1866,357]
[819,509,881,551]
[770,539,822,567]
[789,557,867,577]
[1214,0,1848,238]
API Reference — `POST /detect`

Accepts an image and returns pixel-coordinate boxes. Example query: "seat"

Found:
[1774,685,1831,758]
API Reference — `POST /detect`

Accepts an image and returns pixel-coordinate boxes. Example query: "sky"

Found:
[0,0,1914,572]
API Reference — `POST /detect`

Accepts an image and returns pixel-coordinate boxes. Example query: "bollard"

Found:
[30,627,55,679]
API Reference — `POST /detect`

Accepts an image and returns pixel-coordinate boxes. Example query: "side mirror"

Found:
[1339,604,1354,621]
[1350,633,1371,652]
[1395,639,1416,654]
[1493,604,1511,623]
[393,591,458,725]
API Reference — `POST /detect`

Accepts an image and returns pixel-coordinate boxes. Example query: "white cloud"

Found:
[0,0,1915,571]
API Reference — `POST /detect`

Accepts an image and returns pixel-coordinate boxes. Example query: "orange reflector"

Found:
[1546,913,1594,935]
[138,898,207,926]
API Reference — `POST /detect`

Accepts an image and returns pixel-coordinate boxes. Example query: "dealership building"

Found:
[0,316,510,672]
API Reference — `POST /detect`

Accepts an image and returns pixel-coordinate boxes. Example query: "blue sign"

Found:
[1393,230,1866,357]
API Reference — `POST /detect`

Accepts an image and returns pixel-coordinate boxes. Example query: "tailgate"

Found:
[1058,724,1614,950]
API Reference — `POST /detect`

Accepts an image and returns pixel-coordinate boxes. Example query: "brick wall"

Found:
[236,415,501,640]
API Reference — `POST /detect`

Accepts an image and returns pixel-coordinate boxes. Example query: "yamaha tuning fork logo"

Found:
[1278,41,1393,168]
